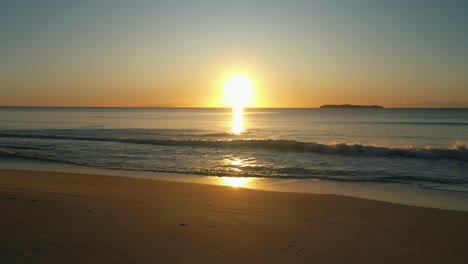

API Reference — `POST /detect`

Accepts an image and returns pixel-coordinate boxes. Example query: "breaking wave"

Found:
[1,149,466,187]
[0,132,467,161]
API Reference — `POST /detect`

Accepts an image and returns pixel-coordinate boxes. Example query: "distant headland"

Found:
[319,104,384,109]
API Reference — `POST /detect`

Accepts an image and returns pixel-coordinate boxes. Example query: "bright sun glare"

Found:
[223,177,250,188]
[223,75,253,108]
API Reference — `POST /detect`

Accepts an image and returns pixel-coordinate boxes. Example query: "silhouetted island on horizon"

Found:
[320,104,384,109]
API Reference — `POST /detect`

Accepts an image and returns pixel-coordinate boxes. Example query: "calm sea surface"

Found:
[0,107,467,192]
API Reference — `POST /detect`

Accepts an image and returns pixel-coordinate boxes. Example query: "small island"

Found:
[319,104,383,109]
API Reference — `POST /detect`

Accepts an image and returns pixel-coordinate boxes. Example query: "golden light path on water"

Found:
[219,156,253,188]
[231,107,245,135]
[222,75,254,187]
[223,177,251,187]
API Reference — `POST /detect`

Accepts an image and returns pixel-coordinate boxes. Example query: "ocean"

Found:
[0,107,467,198]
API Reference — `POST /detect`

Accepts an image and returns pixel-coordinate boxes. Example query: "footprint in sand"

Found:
[281,244,305,255]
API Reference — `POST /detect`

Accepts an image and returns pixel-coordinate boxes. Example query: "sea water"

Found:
[0,107,467,197]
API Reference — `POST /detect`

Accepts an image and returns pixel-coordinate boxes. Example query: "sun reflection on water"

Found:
[231,107,245,135]
[220,156,255,188]
[223,177,251,188]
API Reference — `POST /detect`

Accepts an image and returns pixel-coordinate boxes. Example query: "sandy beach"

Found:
[1,169,468,263]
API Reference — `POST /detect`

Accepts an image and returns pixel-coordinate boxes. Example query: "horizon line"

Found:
[1,105,467,109]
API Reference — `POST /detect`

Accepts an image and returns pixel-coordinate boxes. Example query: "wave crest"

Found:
[0,132,466,161]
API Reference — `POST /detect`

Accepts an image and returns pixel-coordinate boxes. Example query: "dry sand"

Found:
[1,169,467,263]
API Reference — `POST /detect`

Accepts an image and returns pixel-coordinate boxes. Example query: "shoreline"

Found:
[1,169,468,263]
[1,157,468,211]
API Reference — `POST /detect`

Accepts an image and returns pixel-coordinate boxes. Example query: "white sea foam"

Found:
[1,132,467,161]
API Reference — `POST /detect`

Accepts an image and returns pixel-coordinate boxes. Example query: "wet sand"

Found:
[1,169,467,263]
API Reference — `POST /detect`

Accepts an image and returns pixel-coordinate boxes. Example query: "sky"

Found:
[1,0,467,108]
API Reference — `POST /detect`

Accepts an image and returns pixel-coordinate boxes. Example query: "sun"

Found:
[223,75,253,108]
